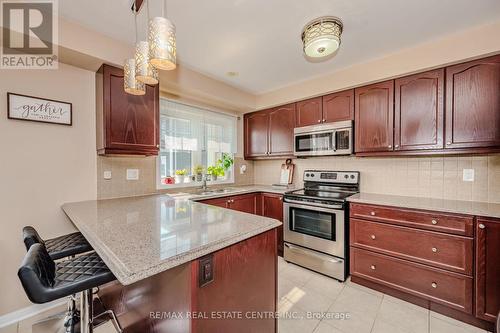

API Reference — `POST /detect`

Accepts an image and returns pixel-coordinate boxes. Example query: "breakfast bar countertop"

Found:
[62,194,281,285]
[347,192,500,219]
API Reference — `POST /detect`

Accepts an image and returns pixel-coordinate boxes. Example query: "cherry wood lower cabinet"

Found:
[99,229,277,333]
[260,193,284,256]
[350,202,495,331]
[200,192,284,256]
[475,217,500,322]
[96,64,159,156]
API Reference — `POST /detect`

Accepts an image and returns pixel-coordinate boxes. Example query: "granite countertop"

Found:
[347,193,500,219]
[62,194,282,285]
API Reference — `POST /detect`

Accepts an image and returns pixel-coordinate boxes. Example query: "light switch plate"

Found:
[126,169,139,180]
[463,169,474,182]
[103,171,112,180]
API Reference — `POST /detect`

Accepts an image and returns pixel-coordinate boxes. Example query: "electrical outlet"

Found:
[103,171,112,180]
[126,169,139,180]
[463,169,474,182]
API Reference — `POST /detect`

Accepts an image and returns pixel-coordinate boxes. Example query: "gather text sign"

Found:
[7,93,72,125]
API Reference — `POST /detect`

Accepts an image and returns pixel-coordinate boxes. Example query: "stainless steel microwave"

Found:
[294,120,353,157]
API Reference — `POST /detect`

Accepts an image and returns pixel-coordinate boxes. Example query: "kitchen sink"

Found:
[195,188,238,195]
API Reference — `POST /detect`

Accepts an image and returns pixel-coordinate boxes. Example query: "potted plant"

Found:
[194,165,204,182]
[207,153,234,181]
[174,169,188,184]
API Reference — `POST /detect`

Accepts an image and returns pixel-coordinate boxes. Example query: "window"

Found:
[157,99,237,189]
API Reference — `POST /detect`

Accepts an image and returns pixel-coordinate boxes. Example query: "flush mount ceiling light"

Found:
[301,16,343,59]
[149,0,177,70]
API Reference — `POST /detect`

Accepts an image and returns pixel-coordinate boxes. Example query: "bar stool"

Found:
[18,243,122,333]
[22,226,92,260]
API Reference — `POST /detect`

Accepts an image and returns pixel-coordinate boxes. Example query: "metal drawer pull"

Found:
[370,235,376,240]
[431,282,437,288]
[370,265,376,270]
[370,211,376,216]
[431,219,438,225]
[432,247,438,253]
[479,224,485,229]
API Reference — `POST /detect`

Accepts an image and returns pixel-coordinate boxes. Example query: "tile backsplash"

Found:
[253,154,500,203]
[97,156,254,199]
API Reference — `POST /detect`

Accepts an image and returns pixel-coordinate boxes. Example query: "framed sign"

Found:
[7,93,72,126]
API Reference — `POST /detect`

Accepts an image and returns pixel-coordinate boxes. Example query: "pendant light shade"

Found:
[148,16,177,70]
[135,41,159,84]
[124,58,146,95]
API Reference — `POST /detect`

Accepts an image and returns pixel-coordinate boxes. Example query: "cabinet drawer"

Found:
[350,203,473,236]
[350,219,473,275]
[351,247,473,313]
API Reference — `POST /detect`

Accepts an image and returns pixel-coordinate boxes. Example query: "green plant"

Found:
[207,153,234,177]
[194,165,204,175]
[175,169,188,176]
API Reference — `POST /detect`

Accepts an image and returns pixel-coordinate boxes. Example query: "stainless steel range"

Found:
[283,170,360,281]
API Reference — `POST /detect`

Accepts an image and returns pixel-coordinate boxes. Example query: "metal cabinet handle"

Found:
[431,282,437,288]
[370,265,376,270]
[370,211,376,216]
[446,142,451,145]
[370,235,376,240]
[388,145,392,149]
[479,224,485,229]
[317,119,321,123]
[431,219,438,225]
[322,119,326,123]
[395,144,399,148]
[432,247,438,253]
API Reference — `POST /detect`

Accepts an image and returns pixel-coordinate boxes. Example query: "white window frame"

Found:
[156,99,236,190]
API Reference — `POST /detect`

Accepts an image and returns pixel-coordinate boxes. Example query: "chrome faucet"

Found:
[200,175,208,190]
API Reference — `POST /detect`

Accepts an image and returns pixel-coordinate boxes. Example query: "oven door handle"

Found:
[284,199,343,210]
[284,243,343,263]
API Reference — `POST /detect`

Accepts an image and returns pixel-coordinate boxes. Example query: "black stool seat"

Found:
[18,244,115,304]
[23,226,92,260]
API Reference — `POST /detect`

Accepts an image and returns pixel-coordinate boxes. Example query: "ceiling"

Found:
[59,0,500,94]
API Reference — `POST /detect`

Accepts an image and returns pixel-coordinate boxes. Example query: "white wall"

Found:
[0,63,97,315]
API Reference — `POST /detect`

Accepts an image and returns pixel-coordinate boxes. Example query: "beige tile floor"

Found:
[1,257,491,333]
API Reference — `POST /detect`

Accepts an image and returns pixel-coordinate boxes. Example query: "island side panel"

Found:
[191,228,278,333]
[98,263,192,333]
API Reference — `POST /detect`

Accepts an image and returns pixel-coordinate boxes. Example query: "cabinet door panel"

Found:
[200,197,228,208]
[296,97,322,127]
[445,55,500,149]
[395,69,444,151]
[261,193,284,256]
[229,194,257,214]
[475,218,500,322]
[244,111,269,158]
[322,89,354,123]
[269,104,296,156]
[355,81,394,153]
[103,65,159,155]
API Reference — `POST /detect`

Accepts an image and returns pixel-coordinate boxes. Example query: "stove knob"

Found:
[350,175,355,179]
[306,173,310,177]
[344,175,349,179]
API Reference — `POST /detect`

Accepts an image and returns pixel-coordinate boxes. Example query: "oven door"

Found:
[283,202,345,258]
[294,130,335,156]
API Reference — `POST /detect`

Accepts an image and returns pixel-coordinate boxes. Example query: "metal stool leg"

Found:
[80,289,93,333]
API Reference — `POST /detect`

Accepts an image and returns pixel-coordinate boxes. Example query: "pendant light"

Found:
[302,16,343,59]
[124,3,145,95]
[135,0,159,84]
[148,0,176,70]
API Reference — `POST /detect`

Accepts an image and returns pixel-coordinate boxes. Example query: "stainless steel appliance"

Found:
[294,120,353,157]
[283,170,360,281]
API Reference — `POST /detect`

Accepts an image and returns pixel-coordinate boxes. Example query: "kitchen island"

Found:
[62,194,281,333]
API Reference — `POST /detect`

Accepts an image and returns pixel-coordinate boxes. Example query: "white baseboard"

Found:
[0,300,66,328]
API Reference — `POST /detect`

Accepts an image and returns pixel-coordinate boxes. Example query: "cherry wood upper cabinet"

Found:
[96,64,159,156]
[244,110,270,158]
[268,103,296,156]
[394,69,444,151]
[296,97,323,127]
[475,217,500,322]
[322,89,354,123]
[355,81,395,153]
[445,55,500,149]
